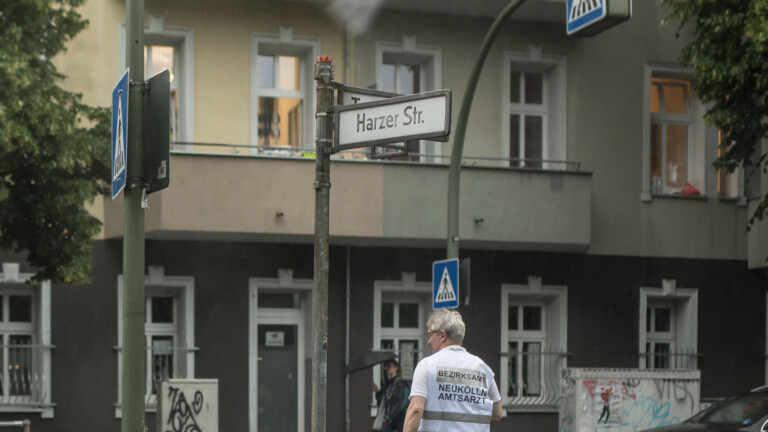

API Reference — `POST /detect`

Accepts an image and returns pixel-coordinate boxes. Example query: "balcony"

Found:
[104,146,592,252]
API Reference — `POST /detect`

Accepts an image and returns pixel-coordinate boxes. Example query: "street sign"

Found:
[336,84,400,106]
[334,90,451,151]
[433,258,459,310]
[336,84,414,159]
[111,69,129,200]
[144,70,170,194]
[567,0,632,36]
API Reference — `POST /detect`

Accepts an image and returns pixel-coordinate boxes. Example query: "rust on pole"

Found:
[312,55,334,432]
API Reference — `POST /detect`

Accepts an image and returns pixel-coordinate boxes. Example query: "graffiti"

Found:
[654,379,696,411]
[621,395,681,432]
[560,385,576,430]
[166,386,204,432]
[621,379,640,400]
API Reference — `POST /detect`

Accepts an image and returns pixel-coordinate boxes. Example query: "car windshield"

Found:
[690,393,768,426]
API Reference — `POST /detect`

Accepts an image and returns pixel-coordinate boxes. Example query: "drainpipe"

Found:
[344,246,352,432]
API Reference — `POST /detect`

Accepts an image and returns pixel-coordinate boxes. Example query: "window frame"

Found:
[642,64,708,201]
[115,266,195,417]
[372,274,431,416]
[119,16,195,147]
[638,280,698,370]
[250,30,320,154]
[375,39,442,163]
[0,263,53,418]
[500,276,567,412]
[502,50,567,171]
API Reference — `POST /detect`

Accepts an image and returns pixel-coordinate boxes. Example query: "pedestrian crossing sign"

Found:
[433,258,459,310]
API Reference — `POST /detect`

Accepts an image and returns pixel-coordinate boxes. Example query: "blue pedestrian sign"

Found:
[567,0,607,35]
[433,258,459,310]
[111,69,129,200]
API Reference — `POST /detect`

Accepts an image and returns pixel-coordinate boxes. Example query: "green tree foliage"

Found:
[0,0,110,282]
[663,0,768,225]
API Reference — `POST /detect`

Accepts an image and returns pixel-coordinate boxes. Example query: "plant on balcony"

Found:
[663,0,768,225]
[0,0,110,282]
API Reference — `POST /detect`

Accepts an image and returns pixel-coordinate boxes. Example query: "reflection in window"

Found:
[382,63,420,95]
[258,97,302,148]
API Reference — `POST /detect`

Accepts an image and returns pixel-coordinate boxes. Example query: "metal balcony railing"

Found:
[169,142,582,172]
[639,349,700,370]
[501,350,568,410]
[145,346,198,408]
[0,344,54,408]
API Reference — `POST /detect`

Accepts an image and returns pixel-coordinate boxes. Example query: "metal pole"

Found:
[447,0,528,259]
[312,56,334,432]
[123,0,146,431]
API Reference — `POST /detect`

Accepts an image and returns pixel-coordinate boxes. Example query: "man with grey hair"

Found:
[403,309,502,431]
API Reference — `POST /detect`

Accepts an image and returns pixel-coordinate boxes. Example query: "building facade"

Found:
[1,0,767,431]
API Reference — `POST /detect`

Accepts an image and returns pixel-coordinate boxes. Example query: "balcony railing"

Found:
[145,345,198,408]
[169,142,582,171]
[502,350,569,410]
[639,349,700,370]
[0,344,54,408]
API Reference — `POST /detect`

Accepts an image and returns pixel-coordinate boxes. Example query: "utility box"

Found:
[158,379,219,432]
[559,368,700,432]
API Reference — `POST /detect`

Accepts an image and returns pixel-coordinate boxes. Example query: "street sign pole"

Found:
[122,0,146,431]
[311,56,334,432]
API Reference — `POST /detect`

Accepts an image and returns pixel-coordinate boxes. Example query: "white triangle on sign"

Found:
[113,93,125,180]
[436,267,457,302]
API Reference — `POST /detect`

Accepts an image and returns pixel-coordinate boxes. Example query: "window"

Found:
[379,296,424,381]
[503,50,567,171]
[717,131,743,199]
[643,66,706,199]
[500,277,567,411]
[639,280,698,370]
[372,276,431,416]
[116,267,194,415]
[508,71,547,169]
[506,302,546,398]
[376,39,441,162]
[0,263,53,418]
[120,16,194,147]
[645,302,675,369]
[251,29,319,154]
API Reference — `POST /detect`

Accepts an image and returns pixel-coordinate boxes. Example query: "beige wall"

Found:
[63,0,757,261]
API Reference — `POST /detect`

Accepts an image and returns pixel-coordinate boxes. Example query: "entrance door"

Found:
[249,277,312,432]
[257,324,299,432]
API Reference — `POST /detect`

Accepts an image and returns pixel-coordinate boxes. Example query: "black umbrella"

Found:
[344,350,397,375]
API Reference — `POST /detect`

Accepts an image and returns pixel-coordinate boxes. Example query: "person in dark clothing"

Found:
[374,360,410,432]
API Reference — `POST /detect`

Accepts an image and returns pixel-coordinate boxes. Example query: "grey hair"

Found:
[427,309,465,345]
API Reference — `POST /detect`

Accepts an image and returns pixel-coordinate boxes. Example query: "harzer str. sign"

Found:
[333,90,451,151]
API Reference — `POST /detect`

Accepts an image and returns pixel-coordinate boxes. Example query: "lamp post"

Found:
[447,0,528,259]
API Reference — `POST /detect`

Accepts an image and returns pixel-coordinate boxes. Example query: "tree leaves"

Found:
[663,0,768,225]
[0,0,109,282]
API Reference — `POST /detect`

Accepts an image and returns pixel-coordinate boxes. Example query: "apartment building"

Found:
[1,0,766,430]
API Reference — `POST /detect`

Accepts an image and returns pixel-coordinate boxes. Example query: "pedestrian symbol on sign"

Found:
[113,91,126,180]
[436,268,457,302]
[432,258,459,309]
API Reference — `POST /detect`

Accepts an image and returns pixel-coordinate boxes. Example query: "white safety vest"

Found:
[410,346,499,432]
